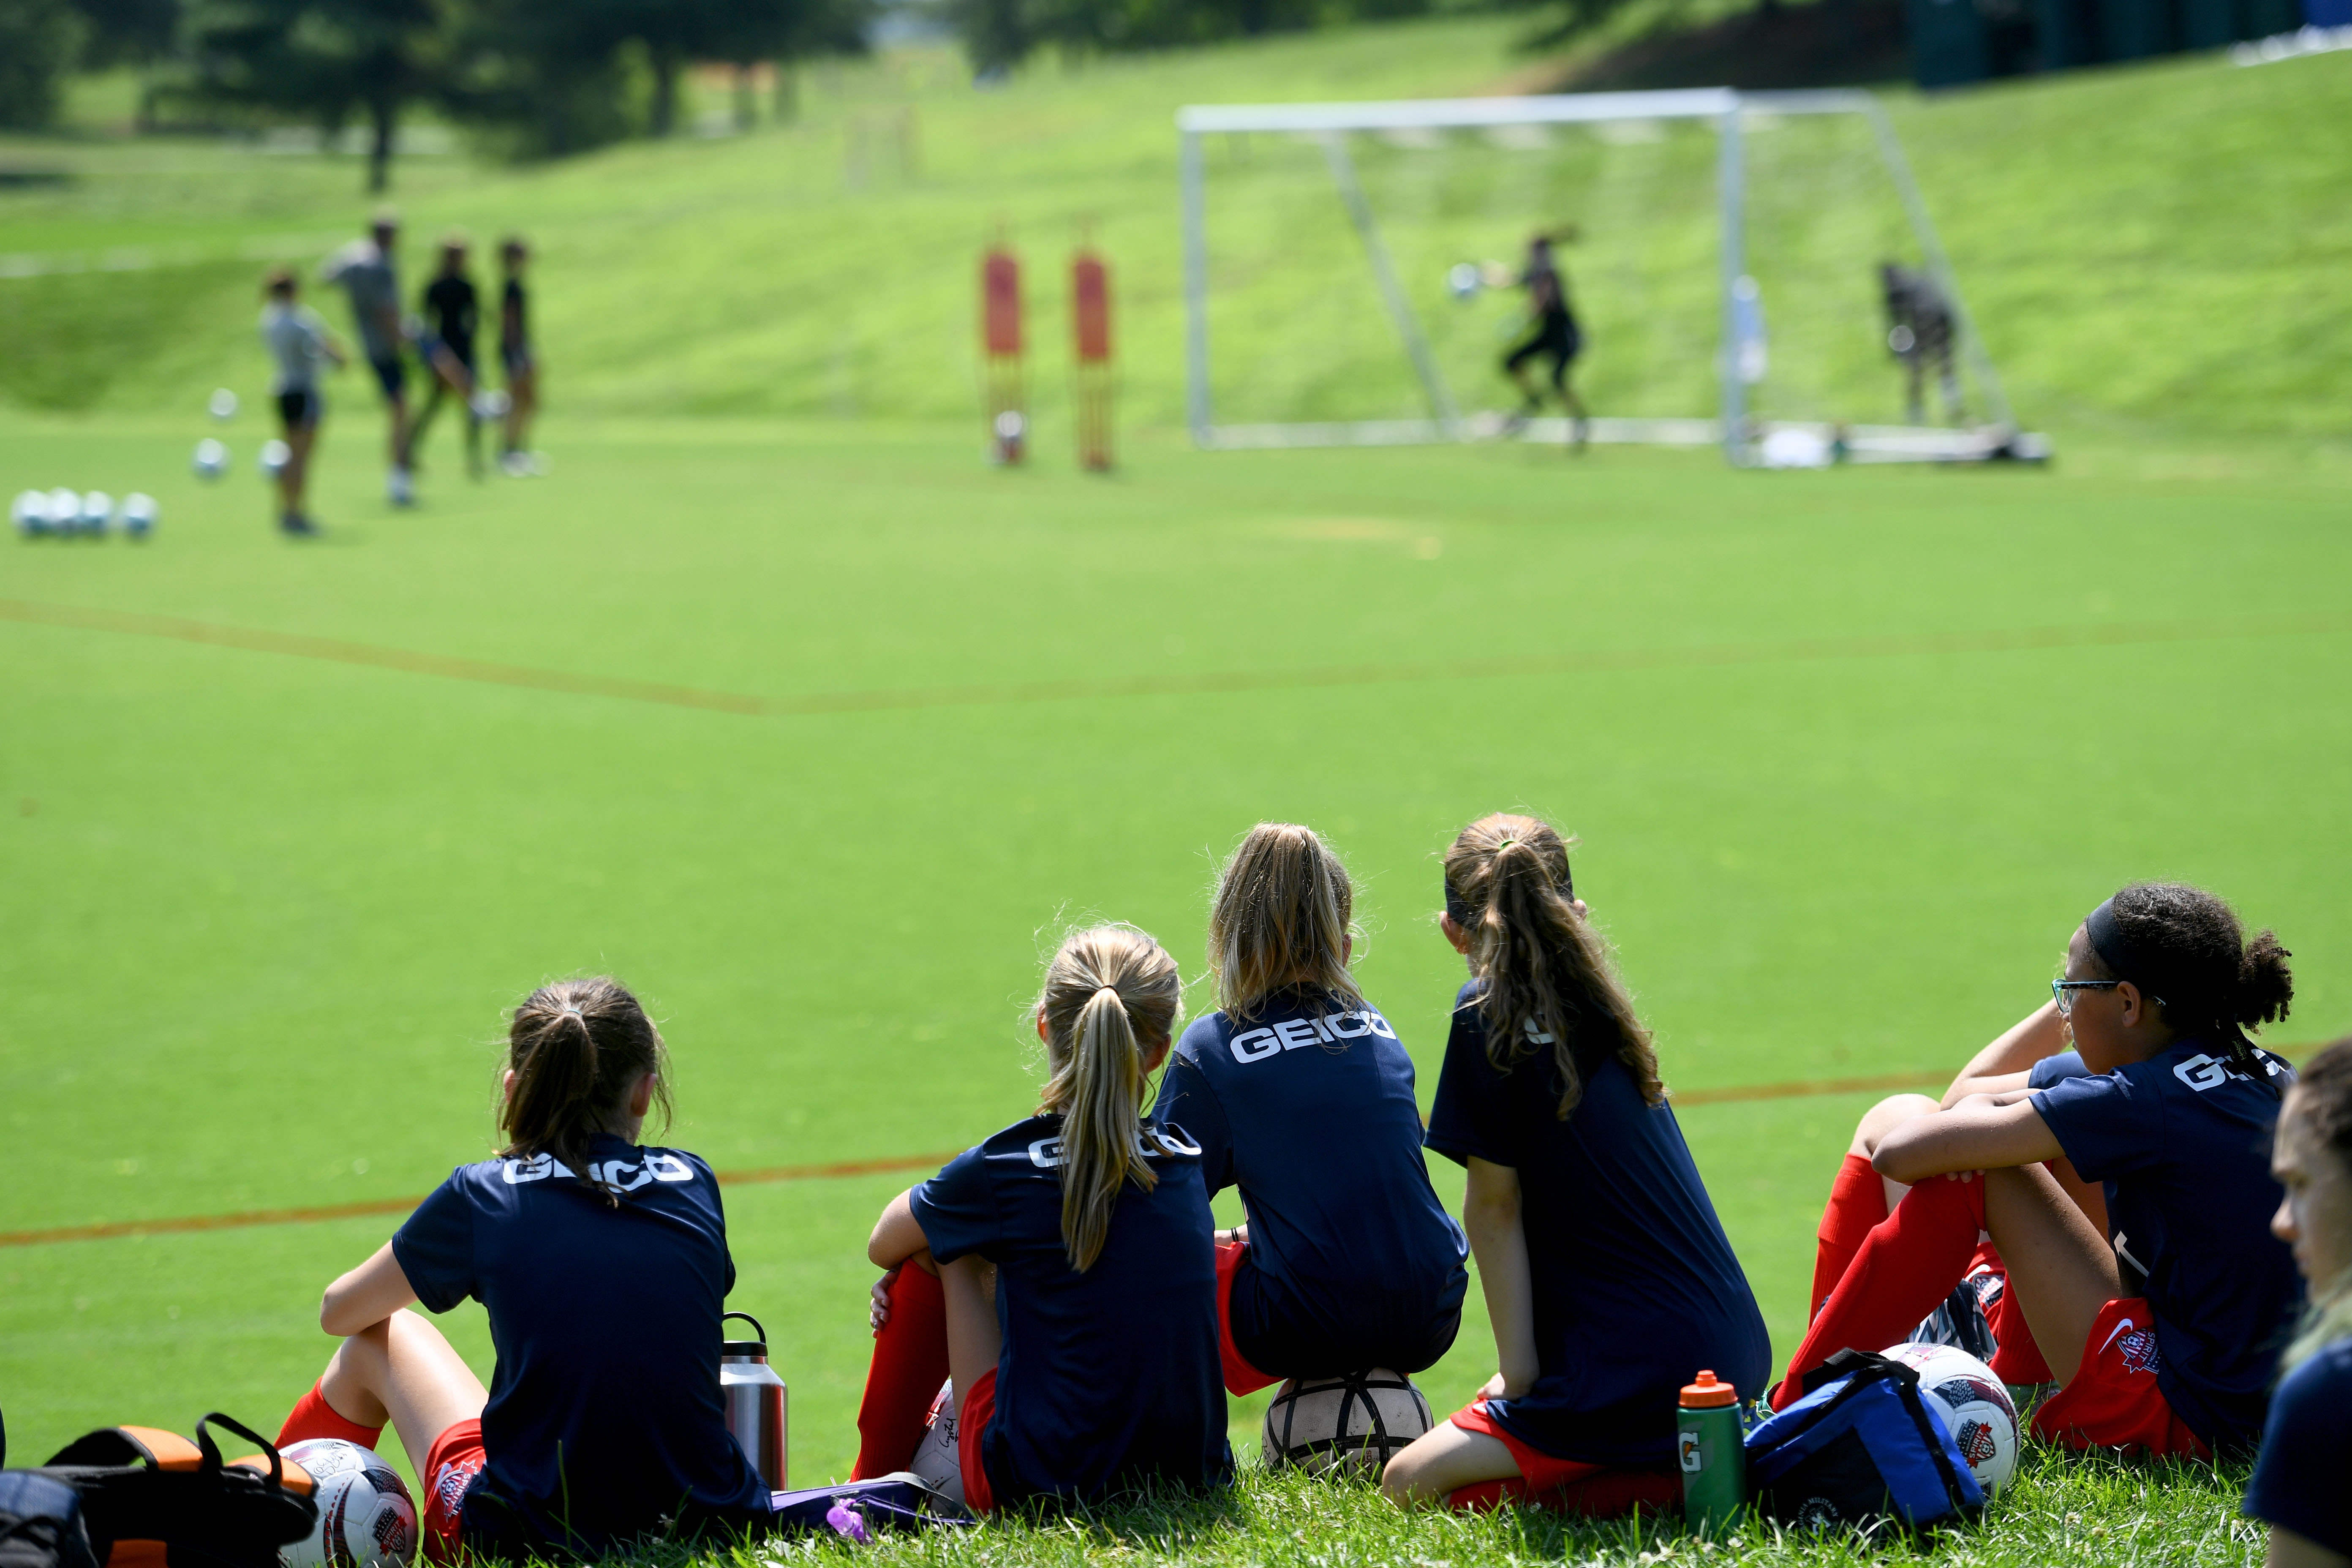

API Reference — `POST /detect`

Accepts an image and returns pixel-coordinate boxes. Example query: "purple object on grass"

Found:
[825,1498,871,1544]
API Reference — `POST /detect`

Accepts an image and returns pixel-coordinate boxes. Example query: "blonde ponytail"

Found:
[1037,926,1184,1271]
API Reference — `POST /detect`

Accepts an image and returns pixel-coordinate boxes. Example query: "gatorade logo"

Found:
[1228,1009,1398,1064]
[1678,1432,1702,1473]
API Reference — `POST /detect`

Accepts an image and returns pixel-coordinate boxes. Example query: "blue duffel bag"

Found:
[1745,1349,1983,1534]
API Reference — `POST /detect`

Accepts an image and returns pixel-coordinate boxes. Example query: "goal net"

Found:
[1176,89,2044,466]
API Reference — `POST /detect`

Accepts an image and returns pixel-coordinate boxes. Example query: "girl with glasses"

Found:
[1776,882,2300,1463]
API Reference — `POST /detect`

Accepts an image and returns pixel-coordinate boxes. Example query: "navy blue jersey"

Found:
[1426,981,1770,1466]
[911,1114,1230,1507]
[392,1134,768,1555]
[1151,988,1468,1361]
[2027,1048,2088,1089]
[2030,1038,2300,1453]
[2243,1337,2352,1555]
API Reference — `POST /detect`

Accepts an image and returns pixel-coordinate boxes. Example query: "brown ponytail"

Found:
[1036,926,1184,1271]
[1443,814,1661,1118]
[500,976,672,1206]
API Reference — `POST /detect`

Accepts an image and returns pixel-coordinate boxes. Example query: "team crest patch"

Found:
[1952,1418,1999,1468]
[2115,1327,2160,1374]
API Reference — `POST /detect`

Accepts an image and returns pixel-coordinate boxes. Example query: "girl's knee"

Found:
[1850,1093,1940,1158]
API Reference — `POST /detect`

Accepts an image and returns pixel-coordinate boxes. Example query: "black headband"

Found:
[2083,896,2159,999]
[1445,851,1572,926]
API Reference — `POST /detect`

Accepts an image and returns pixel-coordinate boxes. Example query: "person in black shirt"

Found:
[1500,232,1589,449]
[498,236,540,476]
[412,235,486,479]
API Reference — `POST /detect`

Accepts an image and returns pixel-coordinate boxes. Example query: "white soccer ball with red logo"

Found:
[279,1438,419,1568]
[1884,1341,2019,1495]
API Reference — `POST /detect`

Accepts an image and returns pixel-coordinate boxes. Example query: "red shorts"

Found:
[2030,1298,2209,1460]
[419,1418,489,1565]
[1215,1239,1279,1397]
[957,1368,999,1514]
[1445,1401,1681,1516]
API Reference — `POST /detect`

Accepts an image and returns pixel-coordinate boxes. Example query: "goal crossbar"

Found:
[1176,88,2040,465]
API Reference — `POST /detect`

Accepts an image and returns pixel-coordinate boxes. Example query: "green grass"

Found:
[2,17,2348,1565]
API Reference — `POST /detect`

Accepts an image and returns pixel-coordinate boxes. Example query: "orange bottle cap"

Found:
[1680,1370,1738,1408]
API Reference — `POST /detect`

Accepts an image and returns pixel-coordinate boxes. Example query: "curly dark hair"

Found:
[2087,882,2292,1084]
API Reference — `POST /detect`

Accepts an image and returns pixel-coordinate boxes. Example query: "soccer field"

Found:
[3,410,2347,1506]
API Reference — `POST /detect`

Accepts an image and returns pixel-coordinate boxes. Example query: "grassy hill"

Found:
[1,21,2349,457]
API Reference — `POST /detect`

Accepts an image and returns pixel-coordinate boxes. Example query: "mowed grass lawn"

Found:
[1,411,2346,1561]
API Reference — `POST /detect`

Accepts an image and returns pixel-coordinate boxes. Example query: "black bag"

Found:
[0,1473,99,1568]
[34,1416,317,1568]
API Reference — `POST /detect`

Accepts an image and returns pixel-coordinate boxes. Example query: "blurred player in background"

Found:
[498,237,541,476]
[321,212,414,506]
[411,234,486,481]
[1881,261,1962,425]
[258,267,345,537]
[1496,232,1589,449]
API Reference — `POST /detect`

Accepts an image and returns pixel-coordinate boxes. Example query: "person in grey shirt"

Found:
[321,212,415,506]
[259,267,345,536]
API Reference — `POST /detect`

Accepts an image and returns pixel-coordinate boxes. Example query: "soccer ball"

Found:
[210,388,240,421]
[47,490,84,535]
[193,439,229,479]
[1884,1342,2019,1495]
[1447,262,1483,302]
[12,490,48,536]
[79,492,113,536]
[906,1378,964,1506]
[260,440,292,478]
[1261,1369,1433,1475]
[469,389,510,420]
[278,1438,418,1568]
[122,494,158,538]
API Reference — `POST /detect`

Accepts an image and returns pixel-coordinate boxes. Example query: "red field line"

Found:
[0,1072,1965,1251]
[3,599,2344,719]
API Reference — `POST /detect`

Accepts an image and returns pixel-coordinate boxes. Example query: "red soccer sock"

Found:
[1809,1154,1891,1322]
[851,1264,950,1481]
[1774,1172,1986,1410]
[277,1380,384,1451]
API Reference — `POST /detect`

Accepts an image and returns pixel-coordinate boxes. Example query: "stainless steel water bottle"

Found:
[1677,1369,1746,1535]
[720,1309,788,1490]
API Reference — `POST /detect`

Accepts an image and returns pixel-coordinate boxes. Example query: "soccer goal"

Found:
[1176,88,2047,466]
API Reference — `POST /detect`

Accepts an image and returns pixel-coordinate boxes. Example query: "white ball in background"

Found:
[260,439,292,477]
[193,438,229,479]
[12,490,48,536]
[122,494,158,538]
[210,387,241,421]
[79,491,114,535]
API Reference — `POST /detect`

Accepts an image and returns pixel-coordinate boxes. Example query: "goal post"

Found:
[1175,88,2045,466]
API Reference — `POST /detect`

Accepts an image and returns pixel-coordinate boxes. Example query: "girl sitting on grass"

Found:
[853,925,1229,1509]
[1150,823,1469,1397]
[1777,882,2301,1461]
[1382,814,1769,1513]
[2245,1035,2352,1568]
[275,978,771,1562]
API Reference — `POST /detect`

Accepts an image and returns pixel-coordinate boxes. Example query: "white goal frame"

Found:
[1176,88,2044,466]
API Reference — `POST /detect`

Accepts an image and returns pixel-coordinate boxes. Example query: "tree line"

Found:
[0,0,871,188]
[1,0,1598,189]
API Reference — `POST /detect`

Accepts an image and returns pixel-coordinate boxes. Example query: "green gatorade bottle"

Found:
[1676,1369,1746,1535]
